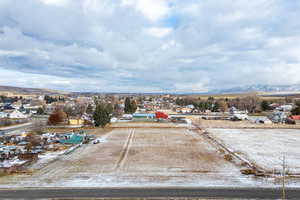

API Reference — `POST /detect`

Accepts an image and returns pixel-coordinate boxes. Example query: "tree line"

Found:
[175,96,295,113]
[48,96,138,128]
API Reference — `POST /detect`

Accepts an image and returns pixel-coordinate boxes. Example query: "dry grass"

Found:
[224,154,233,162]
[240,168,256,175]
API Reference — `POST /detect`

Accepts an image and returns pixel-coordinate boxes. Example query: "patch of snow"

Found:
[0,158,26,168]
[208,128,300,173]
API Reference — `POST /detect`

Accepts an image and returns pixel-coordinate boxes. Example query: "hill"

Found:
[0,85,69,95]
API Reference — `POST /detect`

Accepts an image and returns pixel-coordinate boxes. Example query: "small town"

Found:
[1,0,300,199]
[0,89,300,185]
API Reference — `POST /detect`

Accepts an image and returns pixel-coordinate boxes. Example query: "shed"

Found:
[59,134,84,144]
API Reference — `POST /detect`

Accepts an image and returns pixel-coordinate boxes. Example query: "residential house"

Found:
[9,110,28,119]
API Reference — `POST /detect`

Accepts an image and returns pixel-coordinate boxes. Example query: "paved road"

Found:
[0,187,298,199]
[0,122,33,136]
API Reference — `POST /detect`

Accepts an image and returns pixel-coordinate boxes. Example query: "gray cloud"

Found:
[0,0,300,92]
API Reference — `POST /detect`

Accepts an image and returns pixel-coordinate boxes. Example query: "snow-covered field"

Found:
[208,128,300,173]
[1,124,300,188]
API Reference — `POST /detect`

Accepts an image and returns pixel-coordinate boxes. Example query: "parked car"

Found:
[93,139,100,144]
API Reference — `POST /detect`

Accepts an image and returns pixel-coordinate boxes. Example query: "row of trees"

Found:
[44,95,65,104]
[175,96,278,113]
[93,97,137,127]
[48,96,137,128]
[0,96,20,103]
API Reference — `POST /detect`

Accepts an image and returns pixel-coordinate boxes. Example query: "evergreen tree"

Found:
[212,102,220,112]
[261,100,271,111]
[124,97,132,114]
[37,107,44,115]
[106,103,114,114]
[93,103,112,127]
[124,97,137,114]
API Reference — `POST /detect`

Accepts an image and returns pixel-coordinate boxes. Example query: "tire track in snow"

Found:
[114,128,135,171]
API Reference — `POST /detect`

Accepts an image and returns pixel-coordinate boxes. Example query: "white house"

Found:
[229,106,248,114]
[0,112,8,118]
[9,110,28,119]
[232,113,249,121]
[276,105,293,112]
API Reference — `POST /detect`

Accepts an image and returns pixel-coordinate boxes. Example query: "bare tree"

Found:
[217,100,228,112]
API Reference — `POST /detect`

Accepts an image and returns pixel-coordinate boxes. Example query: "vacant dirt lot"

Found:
[0,123,256,187]
[109,122,189,128]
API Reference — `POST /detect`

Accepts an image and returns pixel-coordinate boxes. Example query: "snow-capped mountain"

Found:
[215,84,300,94]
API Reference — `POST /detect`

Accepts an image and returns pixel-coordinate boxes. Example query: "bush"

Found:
[218,149,225,154]
[48,110,68,125]
[224,154,233,161]
[241,168,256,175]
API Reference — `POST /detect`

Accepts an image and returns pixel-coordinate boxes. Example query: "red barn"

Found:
[155,112,168,119]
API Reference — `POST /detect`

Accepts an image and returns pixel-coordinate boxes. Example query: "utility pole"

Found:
[281,155,286,200]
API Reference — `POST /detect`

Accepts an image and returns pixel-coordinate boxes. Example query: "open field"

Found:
[1,122,300,188]
[0,123,261,188]
[208,128,300,174]
[196,119,300,129]
[192,92,258,100]
[109,122,189,128]
[191,92,286,100]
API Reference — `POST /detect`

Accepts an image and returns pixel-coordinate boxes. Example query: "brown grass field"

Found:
[0,123,247,187]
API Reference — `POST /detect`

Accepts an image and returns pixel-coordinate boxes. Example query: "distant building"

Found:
[276,104,293,112]
[269,111,288,123]
[9,110,28,119]
[59,133,84,144]
[0,112,8,119]
[229,106,248,114]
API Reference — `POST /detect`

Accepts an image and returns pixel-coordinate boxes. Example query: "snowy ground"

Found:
[208,128,300,174]
[0,123,299,188]
[196,119,300,129]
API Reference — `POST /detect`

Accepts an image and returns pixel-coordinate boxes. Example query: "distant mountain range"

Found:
[214,84,300,95]
[0,85,69,95]
[0,84,300,96]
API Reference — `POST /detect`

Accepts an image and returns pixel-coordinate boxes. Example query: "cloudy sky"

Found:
[0,0,299,93]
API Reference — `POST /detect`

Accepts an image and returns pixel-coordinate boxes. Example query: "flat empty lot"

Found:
[208,128,300,173]
[0,123,254,187]
[197,119,300,129]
